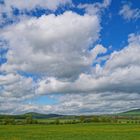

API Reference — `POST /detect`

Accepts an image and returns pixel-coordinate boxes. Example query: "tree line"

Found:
[0,115,140,125]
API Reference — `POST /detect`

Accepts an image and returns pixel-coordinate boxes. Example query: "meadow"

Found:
[0,123,140,140]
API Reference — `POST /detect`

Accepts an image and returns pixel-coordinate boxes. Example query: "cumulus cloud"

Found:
[0,73,35,100]
[119,4,140,20]
[3,0,72,11]
[0,0,110,114]
[0,102,52,114]
[1,92,140,115]
[52,92,140,115]
[1,26,140,114]
[0,0,72,14]
[78,0,111,16]
[1,11,101,79]
[36,34,140,95]
[0,0,72,26]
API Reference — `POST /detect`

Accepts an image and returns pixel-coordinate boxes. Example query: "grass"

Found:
[0,123,140,140]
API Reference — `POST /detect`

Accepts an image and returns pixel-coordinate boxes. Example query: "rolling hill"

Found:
[0,109,140,119]
[118,109,140,116]
[0,112,65,119]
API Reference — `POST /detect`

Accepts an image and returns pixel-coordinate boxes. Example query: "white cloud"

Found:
[104,33,140,72]
[36,34,140,95]
[1,92,139,115]
[0,0,72,25]
[0,102,52,114]
[119,4,140,20]
[102,0,112,8]
[78,0,111,16]
[2,0,72,11]
[90,44,107,62]
[1,11,102,79]
[0,73,35,100]
[1,29,140,114]
[52,92,140,115]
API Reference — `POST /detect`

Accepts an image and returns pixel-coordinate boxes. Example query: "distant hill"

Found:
[0,109,140,119]
[24,112,65,119]
[118,109,140,116]
[0,112,65,119]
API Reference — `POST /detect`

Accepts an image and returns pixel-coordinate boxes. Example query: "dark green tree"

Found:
[80,116,85,123]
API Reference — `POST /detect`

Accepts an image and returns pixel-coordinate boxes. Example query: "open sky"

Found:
[0,0,140,115]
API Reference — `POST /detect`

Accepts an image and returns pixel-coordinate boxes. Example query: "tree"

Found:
[25,115,33,124]
[55,119,60,125]
[80,116,85,123]
[92,116,100,122]
[3,117,15,125]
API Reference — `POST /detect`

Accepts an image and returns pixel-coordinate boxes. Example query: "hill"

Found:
[24,112,65,119]
[118,109,140,116]
[0,112,65,119]
[0,109,140,119]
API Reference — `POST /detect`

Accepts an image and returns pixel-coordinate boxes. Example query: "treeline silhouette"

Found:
[0,115,140,125]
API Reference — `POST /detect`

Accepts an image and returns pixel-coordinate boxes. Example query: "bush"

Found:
[54,119,60,125]
[92,116,100,122]
[3,117,15,125]
[80,116,85,123]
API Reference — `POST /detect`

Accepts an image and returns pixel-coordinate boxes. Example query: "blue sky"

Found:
[0,0,140,115]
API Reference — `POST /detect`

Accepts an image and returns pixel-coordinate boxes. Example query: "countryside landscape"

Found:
[0,0,140,139]
[0,109,140,139]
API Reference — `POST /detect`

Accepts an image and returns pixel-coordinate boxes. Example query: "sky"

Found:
[0,0,140,115]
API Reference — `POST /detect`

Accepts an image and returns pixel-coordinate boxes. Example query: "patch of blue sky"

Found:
[0,16,16,28]
[24,95,59,105]
[99,0,140,52]
[0,39,8,62]
[0,48,8,66]
[72,0,102,5]
[0,0,4,4]
[17,71,43,81]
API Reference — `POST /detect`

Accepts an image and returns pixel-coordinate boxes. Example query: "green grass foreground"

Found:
[0,123,140,140]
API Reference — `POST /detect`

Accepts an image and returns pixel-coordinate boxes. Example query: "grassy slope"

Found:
[0,123,140,140]
[118,109,140,116]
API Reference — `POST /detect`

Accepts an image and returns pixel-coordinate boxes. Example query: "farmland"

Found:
[0,109,140,140]
[0,123,140,140]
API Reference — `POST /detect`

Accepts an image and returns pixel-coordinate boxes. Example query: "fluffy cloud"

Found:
[51,92,140,115]
[0,0,72,26]
[78,0,111,15]
[119,4,140,20]
[37,34,140,95]
[0,73,35,101]
[1,26,140,115]
[0,102,52,114]
[3,0,72,11]
[1,11,101,79]
[1,92,140,115]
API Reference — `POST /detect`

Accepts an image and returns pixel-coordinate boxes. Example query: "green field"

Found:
[0,123,140,140]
